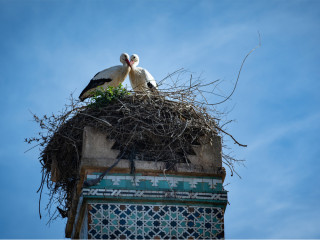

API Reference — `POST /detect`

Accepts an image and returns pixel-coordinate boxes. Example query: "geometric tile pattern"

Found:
[87,203,224,239]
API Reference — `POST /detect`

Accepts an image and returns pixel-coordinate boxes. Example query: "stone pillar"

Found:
[65,127,227,239]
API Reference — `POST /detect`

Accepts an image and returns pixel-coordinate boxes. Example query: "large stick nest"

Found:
[26,70,247,222]
[46,95,217,170]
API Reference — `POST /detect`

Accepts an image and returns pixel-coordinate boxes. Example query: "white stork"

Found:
[79,53,131,101]
[128,54,158,93]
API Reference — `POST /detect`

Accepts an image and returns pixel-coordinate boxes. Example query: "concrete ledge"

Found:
[81,158,224,176]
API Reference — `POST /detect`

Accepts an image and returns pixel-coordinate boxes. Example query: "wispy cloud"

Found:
[247,112,320,153]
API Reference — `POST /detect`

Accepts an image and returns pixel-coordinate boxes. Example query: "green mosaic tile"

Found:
[178,228,184,234]
[127,219,134,225]
[157,180,171,189]
[162,227,170,234]
[136,180,153,189]
[99,179,114,188]
[195,222,202,228]
[119,179,131,188]
[93,218,99,225]
[171,230,177,236]
[180,221,186,227]
[215,183,223,191]
[202,182,211,191]
[161,221,167,227]
[214,223,222,230]
[175,181,187,191]
[205,231,211,238]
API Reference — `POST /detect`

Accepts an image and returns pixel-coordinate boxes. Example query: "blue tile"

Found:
[187,221,194,227]
[129,205,135,211]
[170,221,177,227]
[170,206,177,212]
[102,205,108,210]
[102,219,108,225]
[119,219,126,225]
[89,207,97,214]
[205,208,212,214]
[102,234,108,239]
[205,222,211,228]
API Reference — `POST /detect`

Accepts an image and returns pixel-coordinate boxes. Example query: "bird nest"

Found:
[26,71,246,222]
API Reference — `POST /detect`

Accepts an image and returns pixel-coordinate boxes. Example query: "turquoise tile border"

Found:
[86,173,226,193]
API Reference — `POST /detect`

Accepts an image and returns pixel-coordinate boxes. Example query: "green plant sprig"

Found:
[88,84,129,108]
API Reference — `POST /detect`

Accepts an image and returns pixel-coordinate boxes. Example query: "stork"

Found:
[128,54,158,93]
[79,53,131,101]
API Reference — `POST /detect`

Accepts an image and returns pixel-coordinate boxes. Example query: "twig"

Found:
[211,32,261,105]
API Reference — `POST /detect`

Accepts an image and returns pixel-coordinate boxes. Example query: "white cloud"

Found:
[247,112,320,153]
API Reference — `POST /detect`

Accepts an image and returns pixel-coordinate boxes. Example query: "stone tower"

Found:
[65,126,227,239]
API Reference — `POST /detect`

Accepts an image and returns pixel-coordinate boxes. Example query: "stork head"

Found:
[120,53,130,66]
[129,54,139,68]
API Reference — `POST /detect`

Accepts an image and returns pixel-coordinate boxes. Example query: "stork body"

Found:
[79,53,130,101]
[129,54,158,93]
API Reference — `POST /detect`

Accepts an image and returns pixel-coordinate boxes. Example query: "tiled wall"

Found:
[78,173,227,239]
[84,203,224,239]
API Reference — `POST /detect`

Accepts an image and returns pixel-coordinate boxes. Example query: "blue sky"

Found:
[0,0,319,238]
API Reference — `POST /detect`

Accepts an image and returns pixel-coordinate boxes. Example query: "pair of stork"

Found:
[79,53,158,101]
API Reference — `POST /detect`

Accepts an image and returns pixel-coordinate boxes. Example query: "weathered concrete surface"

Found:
[82,127,119,160]
[81,126,222,174]
[188,135,222,168]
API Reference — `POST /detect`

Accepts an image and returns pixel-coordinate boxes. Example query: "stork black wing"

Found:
[79,78,112,100]
[147,81,156,89]
[93,71,101,78]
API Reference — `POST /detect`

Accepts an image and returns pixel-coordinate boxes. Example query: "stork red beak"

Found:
[125,58,131,67]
